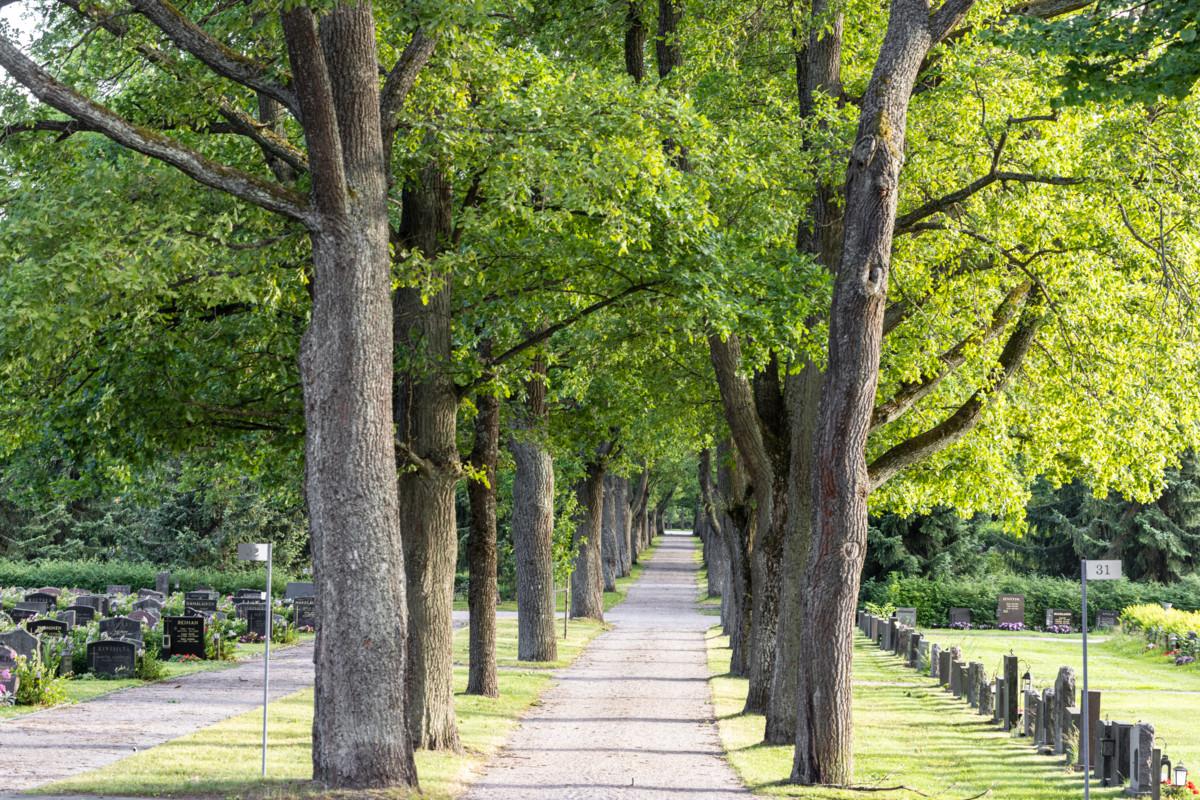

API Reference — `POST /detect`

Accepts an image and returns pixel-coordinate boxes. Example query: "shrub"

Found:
[15,651,68,706]
[1121,603,1200,640]
[0,559,300,597]
[864,572,1200,628]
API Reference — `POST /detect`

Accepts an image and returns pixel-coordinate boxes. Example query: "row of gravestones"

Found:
[939,594,1120,630]
[858,610,1165,798]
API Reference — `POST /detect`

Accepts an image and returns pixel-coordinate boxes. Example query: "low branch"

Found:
[868,301,1043,490]
[129,0,300,119]
[897,171,1084,234]
[380,29,437,138]
[872,280,1031,432]
[216,101,309,174]
[708,333,774,494]
[0,35,311,223]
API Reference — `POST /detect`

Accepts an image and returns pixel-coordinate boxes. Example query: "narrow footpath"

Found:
[0,642,314,792]
[463,532,747,800]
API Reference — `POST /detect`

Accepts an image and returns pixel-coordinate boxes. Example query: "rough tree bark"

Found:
[630,468,650,564]
[616,476,633,576]
[601,474,619,591]
[394,161,460,752]
[465,372,499,698]
[716,438,753,676]
[509,358,558,662]
[571,452,610,620]
[698,449,725,600]
[792,0,978,784]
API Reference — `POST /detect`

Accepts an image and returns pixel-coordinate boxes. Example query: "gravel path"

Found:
[462,533,748,800]
[0,643,314,792]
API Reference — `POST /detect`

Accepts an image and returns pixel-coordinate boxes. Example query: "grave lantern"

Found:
[1162,752,1173,785]
[1022,670,1032,694]
[1100,735,1116,760]
[1175,762,1188,787]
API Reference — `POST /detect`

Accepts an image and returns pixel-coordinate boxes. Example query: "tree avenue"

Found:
[4,0,1200,794]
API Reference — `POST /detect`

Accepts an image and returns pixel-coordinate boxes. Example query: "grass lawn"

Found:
[705,628,1126,800]
[918,625,1200,768]
[41,617,607,799]
[0,634,316,721]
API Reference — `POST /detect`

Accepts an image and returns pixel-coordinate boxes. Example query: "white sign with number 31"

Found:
[1084,560,1122,580]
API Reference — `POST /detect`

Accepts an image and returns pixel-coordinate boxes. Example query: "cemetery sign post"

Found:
[1082,559,1121,800]
[238,542,272,778]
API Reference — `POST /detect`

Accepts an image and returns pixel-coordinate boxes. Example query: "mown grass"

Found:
[0,634,316,721]
[40,618,607,799]
[705,628,1125,799]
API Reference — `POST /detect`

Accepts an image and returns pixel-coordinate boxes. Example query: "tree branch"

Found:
[708,333,775,494]
[868,300,1043,490]
[871,280,1031,432]
[896,171,1084,234]
[380,29,436,139]
[929,0,978,44]
[0,35,311,222]
[129,0,300,119]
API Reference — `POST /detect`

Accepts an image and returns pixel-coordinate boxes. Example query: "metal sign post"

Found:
[1081,559,1121,800]
[238,542,272,778]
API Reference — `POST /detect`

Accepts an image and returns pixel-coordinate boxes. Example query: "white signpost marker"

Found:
[1081,559,1121,800]
[238,542,272,777]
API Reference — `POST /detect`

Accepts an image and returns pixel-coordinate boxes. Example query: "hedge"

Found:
[0,558,301,596]
[861,572,1200,629]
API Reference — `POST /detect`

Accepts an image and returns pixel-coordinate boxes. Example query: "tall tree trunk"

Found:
[571,458,608,620]
[395,161,460,752]
[793,0,974,784]
[698,449,725,599]
[630,468,649,564]
[509,358,557,662]
[716,438,752,677]
[289,4,420,787]
[765,366,821,743]
[465,374,499,698]
[617,476,633,576]
[601,474,619,591]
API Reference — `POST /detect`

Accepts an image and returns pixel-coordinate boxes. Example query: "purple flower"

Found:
[950,621,971,630]
[999,622,1025,632]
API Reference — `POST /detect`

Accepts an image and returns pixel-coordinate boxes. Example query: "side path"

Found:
[0,643,314,791]
[463,533,748,800]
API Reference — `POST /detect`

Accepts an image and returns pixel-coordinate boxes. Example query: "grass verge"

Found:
[39,618,606,799]
[705,627,1126,799]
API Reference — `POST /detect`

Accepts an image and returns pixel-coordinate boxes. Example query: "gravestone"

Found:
[967,662,981,706]
[938,649,951,686]
[99,616,143,642]
[951,661,966,698]
[133,597,164,613]
[979,679,994,717]
[10,603,42,623]
[55,610,76,628]
[0,628,38,663]
[1115,722,1132,782]
[137,589,165,602]
[163,616,206,659]
[894,607,917,627]
[949,607,971,627]
[24,591,57,609]
[34,587,61,597]
[994,677,1005,723]
[1045,608,1073,629]
[1024,688,1038,738]
[129,610,159,628]
[0,644,18,700]
[106,585,131,596]
[285,582,315,601]
[1053,667,1077,755]
[244,604,268,637]
[155,571,171,597]
[909,632,922,669]
[27,618,69,638]
[1081,690,1101,771]
[1128,723,1155,795]
[1038,688,1055,754]
[74,594,106,612]
[1003,655,1020,731]
[66,604,96,624]
[1097,609,1119,629]
[997,594,1025,625]
[1064,708,1080,765]
[185,596,218,616]
[1097,721,1119,786]
[930,643,941,679]
[235,589,265,600]
[87,639,137,677]
[883,619,895,651]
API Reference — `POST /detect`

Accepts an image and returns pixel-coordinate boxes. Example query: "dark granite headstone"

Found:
[163,616,206,659]
[284,582,315,601]
[155,571,171,597]
[1003,655,1019,731]
[66,604,96,624]
[10,603,41,623]
[997,594,1025,625]
[24,592,57,609]
[1082,690,1101,770]
[894,607,917,627]
[1128,723,1154,795]
[1053,667,1077,755]
[0,628,39,663]
[292,596,316,629]
[87,639,137,677]
[951,661,966,698]
[74,594,106,612]
[930,643,941,679]
[949,607,971,627]
[1038,689,1055,753]
[908,632,922,668]
[133,597,164,613]
[938,649,951,686]
[185,596,218,616]
[1045,608,1073,629]
[27,618,69,638]
[55,610,76,628]
[137,589,165,602]
[99,616,143,642]
[34,587,61,598]
[967,662,981,706]
[1097,610,1119,629]
[106,585,131,596]
[128,610,159,628]
[0,644,18,700]
[244,604,268,636]
[1023,688,1038,738]
[994,677,1005,723]
[979,679,994,717]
